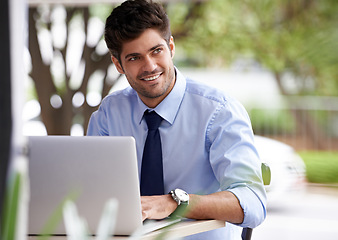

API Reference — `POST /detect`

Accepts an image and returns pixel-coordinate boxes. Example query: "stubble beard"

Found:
[138,65,175,99]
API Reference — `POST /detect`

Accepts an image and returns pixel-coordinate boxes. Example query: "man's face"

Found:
[112,29,176,108]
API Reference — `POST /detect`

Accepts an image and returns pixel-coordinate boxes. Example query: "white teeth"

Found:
[143,74,161,81]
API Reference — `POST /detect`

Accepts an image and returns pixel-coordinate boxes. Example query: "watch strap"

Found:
[169,189,189,219]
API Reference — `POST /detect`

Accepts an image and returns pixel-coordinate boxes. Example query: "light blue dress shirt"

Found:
[87,68,266,240]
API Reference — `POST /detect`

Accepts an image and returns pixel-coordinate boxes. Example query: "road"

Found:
[252,185,338,240]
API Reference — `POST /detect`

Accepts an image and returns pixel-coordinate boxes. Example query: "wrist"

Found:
[168,189,189,218]
[166,194,178,213]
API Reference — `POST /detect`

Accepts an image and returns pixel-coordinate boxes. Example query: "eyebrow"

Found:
[124,44,165,60]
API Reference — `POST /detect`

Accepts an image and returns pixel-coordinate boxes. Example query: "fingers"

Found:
[142,210,148,221]
[141,195,177,220]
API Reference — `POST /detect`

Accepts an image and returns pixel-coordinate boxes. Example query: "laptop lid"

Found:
[27,136,142,236]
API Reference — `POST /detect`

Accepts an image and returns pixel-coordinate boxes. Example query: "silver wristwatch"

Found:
[169,189,189,218]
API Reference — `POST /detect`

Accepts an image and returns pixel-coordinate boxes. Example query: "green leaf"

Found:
[1,173,21,240]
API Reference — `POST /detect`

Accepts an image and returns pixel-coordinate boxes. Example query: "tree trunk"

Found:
[29,8,72,135]
[29,6,119,135]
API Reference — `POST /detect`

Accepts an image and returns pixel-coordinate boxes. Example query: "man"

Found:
[87,0,266,239]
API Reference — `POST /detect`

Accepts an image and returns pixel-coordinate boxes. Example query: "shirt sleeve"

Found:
[87,107,109,136]
[207,97,267,228]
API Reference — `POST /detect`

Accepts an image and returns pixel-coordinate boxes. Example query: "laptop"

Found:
[28,136,146,236]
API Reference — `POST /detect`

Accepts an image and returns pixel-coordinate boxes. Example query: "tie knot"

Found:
[144,111,162,130]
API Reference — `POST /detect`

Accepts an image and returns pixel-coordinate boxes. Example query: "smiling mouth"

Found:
[140,73,163,81]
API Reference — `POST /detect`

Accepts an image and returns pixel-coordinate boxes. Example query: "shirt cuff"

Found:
[228,186,266,228]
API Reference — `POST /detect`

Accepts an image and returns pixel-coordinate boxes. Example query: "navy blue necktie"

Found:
[140,110,164,196]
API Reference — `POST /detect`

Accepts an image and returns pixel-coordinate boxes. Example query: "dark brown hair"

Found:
[105,0,171,63]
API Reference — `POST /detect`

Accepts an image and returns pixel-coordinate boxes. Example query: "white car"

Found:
[254,135,307,208]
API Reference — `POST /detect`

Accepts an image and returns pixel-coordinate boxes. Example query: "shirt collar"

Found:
[136,67,186,125]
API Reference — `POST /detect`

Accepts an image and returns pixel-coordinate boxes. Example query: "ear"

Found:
[169,36,175,59]
[111,56,124,74]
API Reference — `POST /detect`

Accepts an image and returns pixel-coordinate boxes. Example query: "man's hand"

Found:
[141,191,244,224]
[141,194,177,221]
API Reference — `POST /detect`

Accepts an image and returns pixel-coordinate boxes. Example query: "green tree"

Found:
[170,0,338,95]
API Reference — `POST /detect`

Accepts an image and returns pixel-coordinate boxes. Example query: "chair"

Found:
[241,163,271,240]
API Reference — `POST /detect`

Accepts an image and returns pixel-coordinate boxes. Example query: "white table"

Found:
[28,219,226,240]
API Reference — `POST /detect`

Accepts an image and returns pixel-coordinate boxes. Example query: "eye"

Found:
[128,56,139,61]
[153,48,163,54]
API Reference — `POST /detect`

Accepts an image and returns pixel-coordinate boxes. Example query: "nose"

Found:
[142,55,157,73]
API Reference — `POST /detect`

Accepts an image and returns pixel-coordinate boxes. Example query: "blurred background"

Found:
[22,0,338,239]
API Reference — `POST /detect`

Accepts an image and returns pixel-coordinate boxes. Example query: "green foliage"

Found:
[1,174,21,240]
[89,4,114,22]
[249,108,296,135]
[36,192,79,240]
[299,151,338,183]
[169,0,338,96]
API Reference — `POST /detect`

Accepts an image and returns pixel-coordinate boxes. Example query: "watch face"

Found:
[175,189,189,202]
